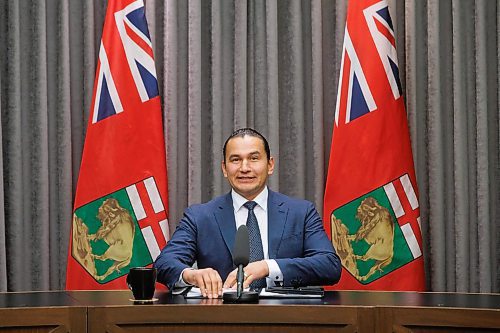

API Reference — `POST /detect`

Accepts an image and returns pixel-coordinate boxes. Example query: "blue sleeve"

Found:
[153,207,198,289]
[275,202,342,286]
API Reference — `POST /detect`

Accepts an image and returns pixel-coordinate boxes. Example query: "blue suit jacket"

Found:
[154,190,341,289]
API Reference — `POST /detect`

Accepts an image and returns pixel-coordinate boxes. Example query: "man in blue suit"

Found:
[154,128,341,298]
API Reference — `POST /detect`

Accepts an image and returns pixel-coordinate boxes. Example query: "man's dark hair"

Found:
[223,128,271,162]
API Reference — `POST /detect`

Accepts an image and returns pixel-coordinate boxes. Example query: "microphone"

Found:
[233,225,249,297]
[223,225,259,303]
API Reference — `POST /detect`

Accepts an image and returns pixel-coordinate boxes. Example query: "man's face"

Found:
[222,135,274,201]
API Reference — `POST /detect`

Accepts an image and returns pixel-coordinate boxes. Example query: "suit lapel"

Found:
[214,192,237,255]
[267,190,288,259]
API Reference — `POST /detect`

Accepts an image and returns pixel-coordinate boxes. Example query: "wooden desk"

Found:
[372,292,500,332]
[0,291,86,333]
[73,290,500,333]
[0,290,499,332]
[81,291,370,332]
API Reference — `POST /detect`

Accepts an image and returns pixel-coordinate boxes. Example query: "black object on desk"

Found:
[265,286,324,296]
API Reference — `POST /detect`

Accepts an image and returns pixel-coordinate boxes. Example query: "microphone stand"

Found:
[223,225,259,303]
[236,264,244,298]
[223,264,259,303]
[223,282,259,303]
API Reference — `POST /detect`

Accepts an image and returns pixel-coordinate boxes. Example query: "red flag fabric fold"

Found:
[66,0,169,290]
[324,0,425,291]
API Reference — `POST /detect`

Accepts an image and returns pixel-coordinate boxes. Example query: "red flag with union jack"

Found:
[323,0,425,290]
[66,0,169,289]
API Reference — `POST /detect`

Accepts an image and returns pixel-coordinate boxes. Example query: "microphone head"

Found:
[233,225,250,266]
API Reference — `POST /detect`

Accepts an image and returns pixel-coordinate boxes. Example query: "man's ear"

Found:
[221,160,228,178]
[268,157,275,175]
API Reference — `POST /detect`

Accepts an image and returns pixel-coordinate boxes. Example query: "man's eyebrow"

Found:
[228,151,261,158]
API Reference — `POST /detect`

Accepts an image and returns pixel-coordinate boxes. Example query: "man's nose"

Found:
[240,159,250,171]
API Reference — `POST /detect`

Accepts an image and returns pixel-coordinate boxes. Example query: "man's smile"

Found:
[237,176,256,182]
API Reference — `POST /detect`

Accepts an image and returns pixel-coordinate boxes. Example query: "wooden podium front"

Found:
[0,291,86,333]
[75,290,500,333]
[89,304,371,332]
[72,290,370,332]
[1,290,499,332]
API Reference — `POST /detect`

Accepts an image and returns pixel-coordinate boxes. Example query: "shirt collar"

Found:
[231,187,268,212]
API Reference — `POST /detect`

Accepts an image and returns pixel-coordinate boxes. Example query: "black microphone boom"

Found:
[223,225,259,303]
[233,225,249,297]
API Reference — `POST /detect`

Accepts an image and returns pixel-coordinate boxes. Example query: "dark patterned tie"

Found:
[243,201,267,289]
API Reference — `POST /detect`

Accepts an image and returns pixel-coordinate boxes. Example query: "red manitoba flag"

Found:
[66,0,169,289]
[323,0,425,291]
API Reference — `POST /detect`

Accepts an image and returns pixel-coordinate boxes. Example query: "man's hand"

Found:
[182,268,222,298]
[223,260,269,289]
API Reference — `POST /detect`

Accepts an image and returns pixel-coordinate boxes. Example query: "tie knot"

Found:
[244,201,257,211]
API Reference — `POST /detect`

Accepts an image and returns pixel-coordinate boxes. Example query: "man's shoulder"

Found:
[269,190,314,209]
[187,192,231,211]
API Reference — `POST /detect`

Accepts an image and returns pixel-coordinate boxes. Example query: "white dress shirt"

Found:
[231,187,283,286]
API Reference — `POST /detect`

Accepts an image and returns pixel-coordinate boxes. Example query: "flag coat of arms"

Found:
[66,0,169,289]
[323,0,425,290]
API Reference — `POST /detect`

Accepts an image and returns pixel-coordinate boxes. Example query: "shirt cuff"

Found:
[265,259,283,286]
[176,267,194,288]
